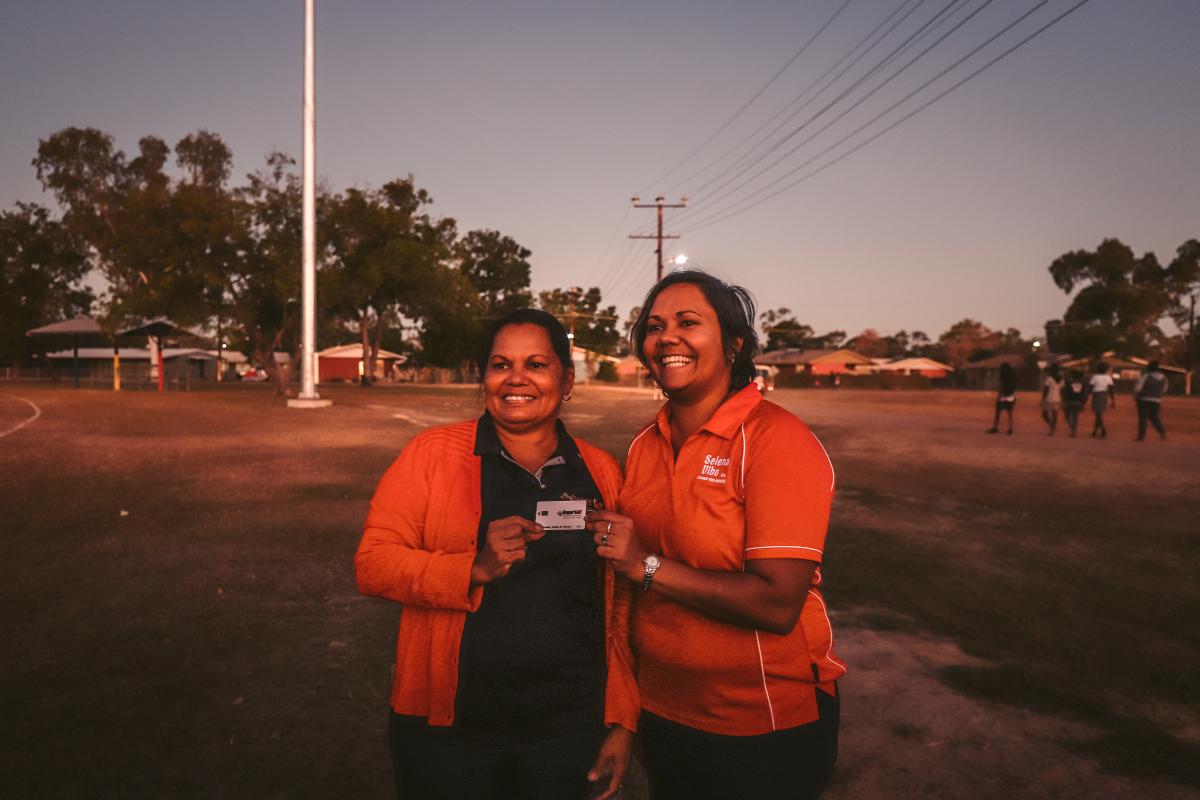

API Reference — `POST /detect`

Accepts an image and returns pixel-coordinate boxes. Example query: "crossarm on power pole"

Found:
[630,196,687,283]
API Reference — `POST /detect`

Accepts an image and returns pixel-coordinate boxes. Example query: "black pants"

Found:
[1136,400,1165,439]
[389,713,604,800]
[1064,403,1082,434]
[640,688,839,800]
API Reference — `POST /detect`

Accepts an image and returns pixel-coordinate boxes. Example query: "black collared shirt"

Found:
[454,413,604,736]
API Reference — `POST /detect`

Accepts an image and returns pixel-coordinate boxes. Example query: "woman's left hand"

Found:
[588,510,646,583]
[587,726,633,799]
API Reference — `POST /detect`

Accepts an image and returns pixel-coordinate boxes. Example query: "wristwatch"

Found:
[641,554,661,592]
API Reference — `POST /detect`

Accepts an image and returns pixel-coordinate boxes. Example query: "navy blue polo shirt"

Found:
[453,413,605,736]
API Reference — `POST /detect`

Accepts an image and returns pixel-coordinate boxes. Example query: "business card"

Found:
[535,499,589,531]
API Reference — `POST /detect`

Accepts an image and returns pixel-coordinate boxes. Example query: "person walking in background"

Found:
[1085,362,1117,438]
[987,362,1018,435]
[1041,364,1064,436]
[1134,360,1168,441]
[1062,370,1087,437]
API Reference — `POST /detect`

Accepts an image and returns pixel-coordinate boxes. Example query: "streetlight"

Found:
[673,254,689,269]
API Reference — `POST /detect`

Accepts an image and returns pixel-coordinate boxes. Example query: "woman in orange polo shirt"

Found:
[589,271,844,800]
[355,309,637,800]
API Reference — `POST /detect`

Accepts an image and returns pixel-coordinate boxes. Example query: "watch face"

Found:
[645,555,661,571]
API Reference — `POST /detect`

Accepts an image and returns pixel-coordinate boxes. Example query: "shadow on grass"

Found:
[824,513,1200,789]
[940,662,1200,787]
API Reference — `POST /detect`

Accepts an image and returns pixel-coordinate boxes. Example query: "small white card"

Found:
[535,499,589,531]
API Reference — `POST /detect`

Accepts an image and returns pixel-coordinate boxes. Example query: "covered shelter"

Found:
[118,318,185,392]
[26,316,107,389]
[45,347,232,385]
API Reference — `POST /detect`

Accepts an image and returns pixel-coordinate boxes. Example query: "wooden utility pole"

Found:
[1188,292,1196,396]
[630,196,686,282]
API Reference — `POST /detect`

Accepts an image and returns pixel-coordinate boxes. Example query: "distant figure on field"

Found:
[1085,362,1116,438]
[1041,364,1064,435]
[1062,370,1087,437]
[1134,360,1168,441]
[987,362,1018,435]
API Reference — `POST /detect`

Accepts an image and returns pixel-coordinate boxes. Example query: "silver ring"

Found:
[601,533,609,546]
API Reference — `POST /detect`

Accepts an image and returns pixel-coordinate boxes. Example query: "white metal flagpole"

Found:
[291,0,330,408]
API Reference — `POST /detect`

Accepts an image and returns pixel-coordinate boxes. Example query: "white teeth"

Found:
[661,355,693,367]
[503,395,535,401]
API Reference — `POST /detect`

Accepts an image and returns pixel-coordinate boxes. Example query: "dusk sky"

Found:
[2,0,1197,341]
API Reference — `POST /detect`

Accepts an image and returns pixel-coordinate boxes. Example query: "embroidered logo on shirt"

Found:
[697,454,730,484]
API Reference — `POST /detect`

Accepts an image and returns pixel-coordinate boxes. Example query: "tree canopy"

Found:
[6,125,540,387]
[1047,237,1198,359]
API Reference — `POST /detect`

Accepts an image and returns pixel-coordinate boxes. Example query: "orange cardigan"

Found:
[355,419,639,732]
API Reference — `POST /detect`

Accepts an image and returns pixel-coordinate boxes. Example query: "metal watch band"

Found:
[641,554,660,592]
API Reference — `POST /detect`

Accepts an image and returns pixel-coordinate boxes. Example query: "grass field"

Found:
[1,383,1197,799]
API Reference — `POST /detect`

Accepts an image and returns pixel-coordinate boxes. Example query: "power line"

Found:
[638,0,856,194]
[578,205,633,288]
[676,0,992,228]
[678,0,1094,234]
[669,0,934,199]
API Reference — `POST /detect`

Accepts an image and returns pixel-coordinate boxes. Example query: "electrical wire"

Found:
[675,0,993,228]
[677,0,1093,233]
[637,0,856,195]
[669,0,933,199]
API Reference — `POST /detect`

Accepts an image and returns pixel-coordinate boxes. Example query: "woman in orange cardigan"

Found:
[355,308,636,800]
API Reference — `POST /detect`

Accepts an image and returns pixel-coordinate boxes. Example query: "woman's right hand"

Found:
[470,516,544,585]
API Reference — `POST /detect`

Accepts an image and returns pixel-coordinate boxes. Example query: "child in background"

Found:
[1062,370,1086,437]
[1041,364,1064,435]
[1085,363,1116,439]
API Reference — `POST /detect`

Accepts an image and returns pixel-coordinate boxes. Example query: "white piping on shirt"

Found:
[810,429,836,492]
[745,545,823,556]
[808,588,847,674]
[753,631,778,732]
[627,423,656,460]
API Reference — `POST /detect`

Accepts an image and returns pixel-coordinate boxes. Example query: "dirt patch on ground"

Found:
[826,619,1196,800]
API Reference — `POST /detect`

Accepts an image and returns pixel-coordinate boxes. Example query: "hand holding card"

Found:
[470,515,544,585]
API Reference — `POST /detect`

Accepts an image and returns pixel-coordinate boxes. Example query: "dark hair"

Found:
[630,269,759,391]
[1148,360,1160,371]
[1000,362,1016,379]
[477,308,573,379]
[1096,362,1109,374]
[1048,363,1061,379]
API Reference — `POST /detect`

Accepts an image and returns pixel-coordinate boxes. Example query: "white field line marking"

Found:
[0,395,42,439]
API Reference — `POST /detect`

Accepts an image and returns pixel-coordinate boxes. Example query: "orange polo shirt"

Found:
[620,383,844,736]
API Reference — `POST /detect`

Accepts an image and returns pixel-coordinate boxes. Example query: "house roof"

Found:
[571,345,620,364]
[754,348,873,366]
[1057,353,1186,374]
[26,316,104,337]
[117,317,183,339]
[959,354,1025,370]
[876,357,954,372]
[317,343,405,360]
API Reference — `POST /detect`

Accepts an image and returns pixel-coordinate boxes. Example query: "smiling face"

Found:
[483,322,573,434]
[641,282,735,403]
